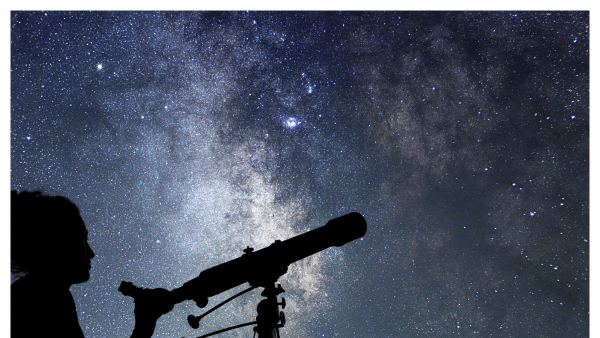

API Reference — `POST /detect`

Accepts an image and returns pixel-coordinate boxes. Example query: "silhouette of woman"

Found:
[11,190,177,338]
[11,190,95,338]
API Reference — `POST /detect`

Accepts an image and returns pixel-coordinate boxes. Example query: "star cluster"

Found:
[11,11,588,337]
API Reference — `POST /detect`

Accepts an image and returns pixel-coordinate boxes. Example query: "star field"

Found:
[10,11,588,337]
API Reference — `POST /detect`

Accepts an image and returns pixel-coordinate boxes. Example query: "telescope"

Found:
[119,212,367,338]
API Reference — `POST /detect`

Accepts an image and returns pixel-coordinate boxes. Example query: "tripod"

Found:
[188,282,286,338]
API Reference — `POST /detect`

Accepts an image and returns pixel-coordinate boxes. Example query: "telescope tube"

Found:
[176,212,367,302]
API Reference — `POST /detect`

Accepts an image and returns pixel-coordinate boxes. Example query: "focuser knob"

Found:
[261,283,285,297]
[278,297,286,309]
[279,311,286,326]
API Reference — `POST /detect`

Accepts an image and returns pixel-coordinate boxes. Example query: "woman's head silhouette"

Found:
[11,190,95,285]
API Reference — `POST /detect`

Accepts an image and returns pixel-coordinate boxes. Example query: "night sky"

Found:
[10,11,589,337]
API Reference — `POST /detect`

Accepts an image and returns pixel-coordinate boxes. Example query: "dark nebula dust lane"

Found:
[11,11,588,337]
